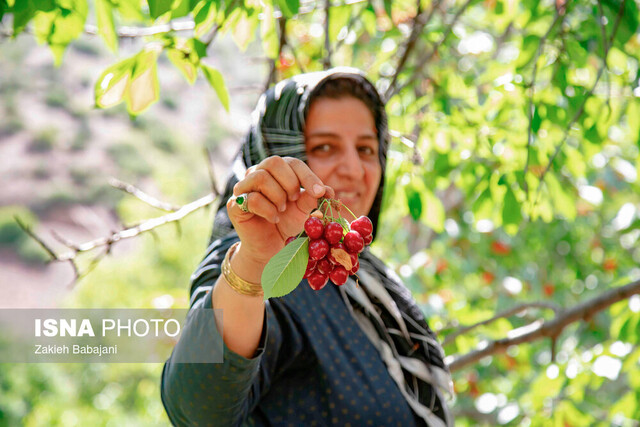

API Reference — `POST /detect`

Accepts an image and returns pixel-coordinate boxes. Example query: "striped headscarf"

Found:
[205,67,453,426]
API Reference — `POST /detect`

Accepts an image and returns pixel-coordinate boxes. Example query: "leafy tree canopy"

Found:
[2,0,640,424]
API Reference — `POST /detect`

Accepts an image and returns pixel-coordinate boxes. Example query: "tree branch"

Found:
[384,0,440,101]
[265,17,288,91]
[447,278,640,372]
[443,302,560,345]
[108,177,180,212]
[394,0,474,101]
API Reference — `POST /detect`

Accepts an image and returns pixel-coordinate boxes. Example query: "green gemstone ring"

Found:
[236,193,250,213]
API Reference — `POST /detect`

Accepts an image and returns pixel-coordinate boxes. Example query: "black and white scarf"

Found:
[203,67,453,426]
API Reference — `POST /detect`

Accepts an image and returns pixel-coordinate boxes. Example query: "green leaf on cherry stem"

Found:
[261,236,309,300]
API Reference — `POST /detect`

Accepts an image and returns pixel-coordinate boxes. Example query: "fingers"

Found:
[227,192,280,224]
[284,157,328,199]
[234,156,328,211]
[296,185,334,214]
[234,169,289,212]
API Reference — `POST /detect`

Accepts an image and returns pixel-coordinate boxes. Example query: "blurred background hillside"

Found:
[0,32,265,308]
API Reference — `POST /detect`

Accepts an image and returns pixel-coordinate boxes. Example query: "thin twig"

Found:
[396,0,474,100]
[523,10,564,198]
[14,216,58,261]
[443,302,560,345]
[323,0,332,70]
[21,193,218,265]
[535,0,625,197]
[109,177,180,212]
[384,0,440,101]
[596,0,612,116]
[447,278,640,372]
[203,148,221,196]
[264,17,288,91]
[334,3,367,52]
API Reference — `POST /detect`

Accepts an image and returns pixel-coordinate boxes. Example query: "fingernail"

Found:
[291,192,299,201]
[313,184,323,196]
[280,204,286,212]
[274,216,280,223]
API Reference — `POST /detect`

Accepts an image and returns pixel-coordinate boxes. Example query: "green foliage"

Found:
[2,0,640,424]
[261,236,309,299]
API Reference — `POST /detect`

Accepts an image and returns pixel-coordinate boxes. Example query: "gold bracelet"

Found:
[222,242,264,297]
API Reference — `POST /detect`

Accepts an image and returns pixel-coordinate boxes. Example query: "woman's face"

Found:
[304,96,382,219]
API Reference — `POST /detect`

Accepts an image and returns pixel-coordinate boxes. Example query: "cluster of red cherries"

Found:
[287,211,373,290]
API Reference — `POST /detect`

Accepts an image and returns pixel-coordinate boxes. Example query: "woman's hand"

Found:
[226,156,334,270]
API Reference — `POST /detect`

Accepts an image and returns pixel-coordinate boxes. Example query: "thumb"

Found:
[295,185,334,215]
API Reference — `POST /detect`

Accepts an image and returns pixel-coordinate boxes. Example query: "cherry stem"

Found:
[339,201,358,222]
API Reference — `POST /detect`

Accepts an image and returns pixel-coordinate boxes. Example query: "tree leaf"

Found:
[148,0,173,19]
[502,186,522,227]
[167,38,205,84]
[200,64,230,111]
[516,35,540,69]
[126,49,160,115]
[423,189,445,233]
[275,0,298,18]
[261,237,309,299]
[32,0,88,66]
[96,0,118,53]
[168,49,197,84]
[194,0,217,39]
[94,54,138,109]
[231,9,259,51]
[405,185,422,221]
[531,105,541,134]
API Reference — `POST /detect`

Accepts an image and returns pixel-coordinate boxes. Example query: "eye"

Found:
[358,146,376,156]
[312,144,332,153]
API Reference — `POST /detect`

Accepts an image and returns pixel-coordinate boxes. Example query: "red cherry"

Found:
[285,236,297,245]
[303,258,317,278]
[330,266,349,286]
[308,239,329,260]
[307,258,317,269]
[350,260,360,275]
[324,222,344,245]
[304,217,325,240]
[307,271,329,290]
[344,231,365,254]
[327,242,347,265]
[349,252,358,267]
[303,263,316,279]
[317,258,334,275]
[363,234,373,246]
[351,216,373,238]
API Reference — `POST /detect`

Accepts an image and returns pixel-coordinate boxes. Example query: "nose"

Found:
[336,145,365,180]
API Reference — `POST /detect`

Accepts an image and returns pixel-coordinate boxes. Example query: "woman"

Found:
[161,68,453,426]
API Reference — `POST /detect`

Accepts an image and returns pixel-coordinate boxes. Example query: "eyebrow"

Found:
[307,131,378,140]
